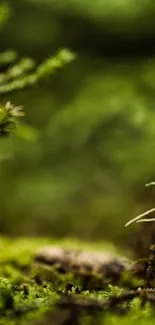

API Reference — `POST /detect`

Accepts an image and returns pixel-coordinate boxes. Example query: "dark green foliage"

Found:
[26,0,155,34]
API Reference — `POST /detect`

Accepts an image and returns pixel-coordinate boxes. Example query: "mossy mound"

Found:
[0,237,155,325]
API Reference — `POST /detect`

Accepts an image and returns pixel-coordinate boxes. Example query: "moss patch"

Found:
[0,237,155,324]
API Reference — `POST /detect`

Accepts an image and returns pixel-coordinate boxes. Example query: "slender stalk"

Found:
[125,208,155,227]
[145,182,155,187]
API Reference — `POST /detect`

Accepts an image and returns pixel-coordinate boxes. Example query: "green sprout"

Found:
[0,101,24,137]
[0,48,76,138]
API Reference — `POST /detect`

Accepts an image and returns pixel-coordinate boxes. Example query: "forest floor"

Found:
[0,237,155,325]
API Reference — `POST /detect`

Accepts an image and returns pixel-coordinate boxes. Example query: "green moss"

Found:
[0,237,154,325]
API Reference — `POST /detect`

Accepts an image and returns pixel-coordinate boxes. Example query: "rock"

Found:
[34,246,132,278]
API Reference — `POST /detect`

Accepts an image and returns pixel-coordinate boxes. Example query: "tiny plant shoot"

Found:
[0,48,75,137]
[125,183,155,227]
[0,101,24,137]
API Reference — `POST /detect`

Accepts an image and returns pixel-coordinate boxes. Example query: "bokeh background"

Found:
[1,0,155,249]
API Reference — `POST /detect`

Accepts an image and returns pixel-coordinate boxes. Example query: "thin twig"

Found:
[137,218,155,223]
[145,182,155,187]
[125,208,155,227]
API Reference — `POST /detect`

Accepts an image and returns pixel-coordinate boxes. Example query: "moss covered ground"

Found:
[0,237,155,325]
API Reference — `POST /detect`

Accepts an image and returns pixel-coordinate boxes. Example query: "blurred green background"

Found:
[1,0,155,247]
